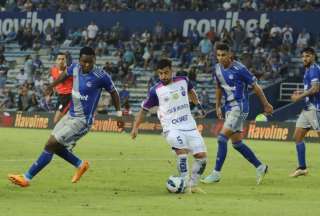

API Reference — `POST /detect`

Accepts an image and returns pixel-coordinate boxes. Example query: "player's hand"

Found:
[216,107,223,119]
[291,92,302,103]
[131,127,138,139]
[263,103,273,115]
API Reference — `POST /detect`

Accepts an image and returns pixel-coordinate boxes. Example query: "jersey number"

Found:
[177,136,183,145]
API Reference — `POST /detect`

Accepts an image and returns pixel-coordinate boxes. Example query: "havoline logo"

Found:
[182,12,269,37]
[0,12,64,35]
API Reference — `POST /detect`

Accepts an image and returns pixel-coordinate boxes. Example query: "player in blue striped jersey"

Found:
[290,47,320,177]
[8,47,121,187]
[201,43,273,185]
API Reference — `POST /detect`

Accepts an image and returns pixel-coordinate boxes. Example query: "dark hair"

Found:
[157,58,172,70]
[80,46,95,57]
[301,47,316,55]
[215,43,230,52]
[56,52,66,58]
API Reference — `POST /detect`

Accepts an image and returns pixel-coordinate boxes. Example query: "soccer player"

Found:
[289,47,320,177]
[201,43,273,185]
[50,52,73,123]
[131,58,208,193]
[8,47,121,187]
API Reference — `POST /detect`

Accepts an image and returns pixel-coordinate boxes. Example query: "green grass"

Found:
[1,127,320,216]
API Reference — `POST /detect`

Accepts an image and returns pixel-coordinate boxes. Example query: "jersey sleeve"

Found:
[238,66,257,85]
[183,76,193,91]
[310,67,320,85]
[66,63,77,76]
[141,87,159,110]
[101,71,116,93]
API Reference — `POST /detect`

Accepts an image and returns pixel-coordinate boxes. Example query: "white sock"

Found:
[190,157,207,186]
[176,154,188,180]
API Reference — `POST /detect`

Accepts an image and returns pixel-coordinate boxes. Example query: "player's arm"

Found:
[188,89,206,117]
[215,85,223,119]
[110,89,122,116]
[131,87,159,139]
[291,82,320,102]
[47,71,69,93]
[252,83,273,115]
[131,109,147,139]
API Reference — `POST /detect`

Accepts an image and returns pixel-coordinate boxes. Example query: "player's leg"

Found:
[231,132,268,184]
[290,110,314,177]
[187,130,207,193]
[290,127,309,177]
[201,111,236,184]
[52,115,90,183]
[165,130,189,180]
[8,135,56,187]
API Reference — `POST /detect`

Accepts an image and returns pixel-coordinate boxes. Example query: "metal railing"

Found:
[279,82,304,102]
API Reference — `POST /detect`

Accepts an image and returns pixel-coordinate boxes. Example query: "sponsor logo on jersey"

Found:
[72,90,88,101]
[180,86,186,96]
[172,93,179,100]
[86,81,92,87]
[171,115,188,124]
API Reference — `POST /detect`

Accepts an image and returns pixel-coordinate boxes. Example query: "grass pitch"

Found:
[1,127,320,216]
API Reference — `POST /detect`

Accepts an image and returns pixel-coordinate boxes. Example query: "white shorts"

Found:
[164,129,207,155]
[224,110,248,132]
[296,109,320,131]
[52,114,90,149]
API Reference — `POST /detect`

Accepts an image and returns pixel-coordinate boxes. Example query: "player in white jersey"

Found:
[131,59,207,193]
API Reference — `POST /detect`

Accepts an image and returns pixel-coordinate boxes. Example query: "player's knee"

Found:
[194,152,207,159]
[232,140,243,149]
[217,133,229,145]
[45,136,63,153]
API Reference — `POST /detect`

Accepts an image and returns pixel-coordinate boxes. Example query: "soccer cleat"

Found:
[289,167,308,177]
[200,171,221,184]
[256,164,268,185]
[8,174,30,187]
[72,160,89,183]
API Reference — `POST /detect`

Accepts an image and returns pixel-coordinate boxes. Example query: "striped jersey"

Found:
[213,61,257,113]
[67,63,116,125]
[303,63,320,110]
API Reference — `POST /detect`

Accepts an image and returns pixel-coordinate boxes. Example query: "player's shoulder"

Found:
[310,63,320,72]
[149,81,164,93]
[232,61,246,71]
[92,66,111,79]
[173,76,189,83]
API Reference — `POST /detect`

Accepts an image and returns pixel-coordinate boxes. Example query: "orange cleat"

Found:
[72,160,89,183]
[8,174,30,187]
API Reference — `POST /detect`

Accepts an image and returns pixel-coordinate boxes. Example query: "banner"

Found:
[0,11,319,37]
[1,111,319,142]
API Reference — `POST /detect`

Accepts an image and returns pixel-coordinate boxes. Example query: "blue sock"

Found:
[56,148,82,168]
[296,142,306,169]
[214,134,228,171]
[233,141,262,168]
[25,150,53,180]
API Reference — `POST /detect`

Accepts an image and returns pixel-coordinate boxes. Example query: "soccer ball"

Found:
[166,176,186,193]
